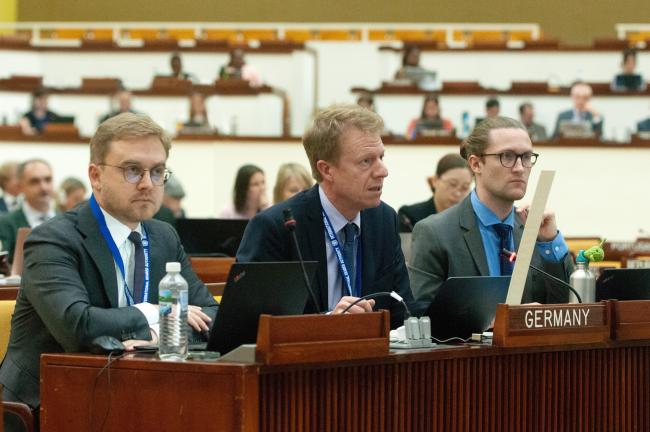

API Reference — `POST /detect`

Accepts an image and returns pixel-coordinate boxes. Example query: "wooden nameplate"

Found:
[610,300,650,341]
[256,311,390,365]
[493,302,610,347]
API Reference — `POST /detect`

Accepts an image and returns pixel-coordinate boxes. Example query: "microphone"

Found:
[283,208,321,313]
[501,248,583,303]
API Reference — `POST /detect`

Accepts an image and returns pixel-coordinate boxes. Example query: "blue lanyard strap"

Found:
[322,210,362,298]
[89,195,150,305]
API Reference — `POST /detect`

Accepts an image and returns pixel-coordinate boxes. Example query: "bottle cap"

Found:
[576,250,588,263]
[166,262,181,272]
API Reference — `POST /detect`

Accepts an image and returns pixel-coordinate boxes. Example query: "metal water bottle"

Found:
[569,250,595,303]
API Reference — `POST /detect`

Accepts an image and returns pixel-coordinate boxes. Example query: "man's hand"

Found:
[123,329,159,351]
[332,296,376,315]
[516,205,558,242]
[187,305,212,332]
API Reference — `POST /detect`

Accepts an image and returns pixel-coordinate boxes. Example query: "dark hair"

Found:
[233,164,264,213]
[401,46,420,66]
[486,98,500,110]
[17,158,51,179]
[435,153,469,177]
[420,94,441,120]
[32,88,49,99]
[622,48,637,63]
[519,102,533,115]
[460,116,526,160]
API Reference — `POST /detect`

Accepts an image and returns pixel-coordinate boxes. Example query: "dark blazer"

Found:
[236,185,413,329]
[0,197,7,214]
[553,109,603,138]
[0,202,218,407]
[409,195,573,308]
[0,207,29,263]
[637,118,650,132]
[398,198,436,232]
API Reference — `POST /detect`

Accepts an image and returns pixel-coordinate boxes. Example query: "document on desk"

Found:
[505,170,555,305]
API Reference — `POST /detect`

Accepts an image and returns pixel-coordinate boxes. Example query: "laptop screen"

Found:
[207,261,318,354]
[176,218,248,256]
[425,276,510,341]
[596,268,650,301]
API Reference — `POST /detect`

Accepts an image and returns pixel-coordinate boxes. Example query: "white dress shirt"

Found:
[100,207,159,334]
[22,201,55,228]
[318,186,361,311]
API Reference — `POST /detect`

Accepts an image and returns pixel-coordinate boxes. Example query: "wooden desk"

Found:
[41,340,650,431]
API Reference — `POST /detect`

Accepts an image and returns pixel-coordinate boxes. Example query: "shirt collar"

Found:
[22,201,55,227]
[99,206,142,247]
[318,185,361,235]
[470,189,514,228]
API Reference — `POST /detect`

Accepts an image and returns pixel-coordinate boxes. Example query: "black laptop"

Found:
[176,218,248,256]
[426,276,510,341]
[207,261,318,355]
[596,268,650,301]
[614,74,643,91]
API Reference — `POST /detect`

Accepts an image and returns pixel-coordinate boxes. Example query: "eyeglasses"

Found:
[99,163,171,186]
[439,177,472,193]
[480,151,539,168]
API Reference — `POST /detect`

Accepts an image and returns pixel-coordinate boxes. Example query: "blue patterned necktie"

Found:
[493,223,514,276]
[341,223,358,295]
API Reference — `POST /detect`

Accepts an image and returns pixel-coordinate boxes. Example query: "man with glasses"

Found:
[409,116,573,308]
[0,113,218,417]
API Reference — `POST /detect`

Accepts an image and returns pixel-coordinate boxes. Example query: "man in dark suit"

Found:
[0,161,21,215]
[410,117,573,307]
[552,82,603,138]
[0,113,218,414]
[0,159,56,263]
[237,105,413,328]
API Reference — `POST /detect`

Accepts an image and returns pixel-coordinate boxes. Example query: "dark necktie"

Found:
[341,223,358,296]
[128,231,145,303]
[493,223,514,276]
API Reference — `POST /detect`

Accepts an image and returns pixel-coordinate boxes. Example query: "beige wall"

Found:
[15,0,650,44]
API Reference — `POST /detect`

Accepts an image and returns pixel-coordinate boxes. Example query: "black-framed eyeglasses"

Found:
[99,163,171,186]
[480,151,539,168]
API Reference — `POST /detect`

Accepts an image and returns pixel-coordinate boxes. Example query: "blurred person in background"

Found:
[19,89,62,135]
[0,161,21,214]
[519,102,547,142]
[56,177,87,213]
[398,153,472,232]
[406,94,454,139]
[219,164,269,219]
[273,163,313,204]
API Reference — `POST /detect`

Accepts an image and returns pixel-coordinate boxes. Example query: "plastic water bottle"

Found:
[158,262,189,361]
[569,250,595,303]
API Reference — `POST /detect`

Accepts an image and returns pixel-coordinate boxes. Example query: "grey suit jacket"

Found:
[409,195,573,310]
[0,207,29,263]
[553,109,603,138]
[0,202,218,407]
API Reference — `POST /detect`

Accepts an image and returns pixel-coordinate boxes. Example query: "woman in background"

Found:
[220,164,269,219]
[406,94,454,139]
[273,163,313,204]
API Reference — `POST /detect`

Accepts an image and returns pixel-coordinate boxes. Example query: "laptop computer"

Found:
[207,261,318,355]
[426,276,510,341]
[614,74,643,91]
[596,268,650,301]
[558,120,594,138]
[176,218,248,256]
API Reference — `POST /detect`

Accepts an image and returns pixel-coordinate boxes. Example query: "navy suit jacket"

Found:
[236,185,413,328]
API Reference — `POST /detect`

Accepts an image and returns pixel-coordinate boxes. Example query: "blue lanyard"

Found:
[322,210,362,298]
[89,195,150,305]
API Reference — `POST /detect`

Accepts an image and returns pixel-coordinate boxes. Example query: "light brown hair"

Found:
[90,112,171,164]
[273,162,313,204]
[460,116,526,160]
[303,104,384,182]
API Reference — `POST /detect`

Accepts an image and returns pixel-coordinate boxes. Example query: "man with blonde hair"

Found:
[410,116,573,307]
[237,104,413,328]
[0,113,218,415]
[0,161,21,213]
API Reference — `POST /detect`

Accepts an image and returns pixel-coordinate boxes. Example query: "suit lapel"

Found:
[76,203,120,308]
[303,187,328,311]
[360,209,374,297]
[16,208,29,228]
[513,213,525,249]
[459,197,490,276]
